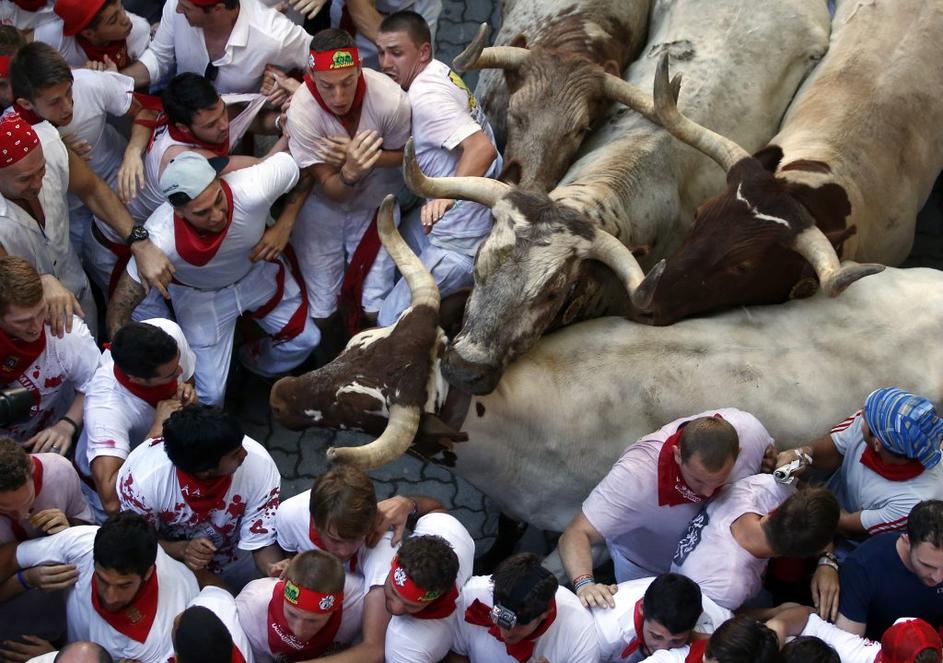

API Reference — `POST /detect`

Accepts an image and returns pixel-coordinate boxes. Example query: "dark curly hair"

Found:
[397,535,459,597]
[763,487,839,557]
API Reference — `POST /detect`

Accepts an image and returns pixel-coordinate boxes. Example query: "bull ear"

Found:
[500,160,522,185]
[753,145,785,173]
[510,33,528,49]
[602,59,620,77]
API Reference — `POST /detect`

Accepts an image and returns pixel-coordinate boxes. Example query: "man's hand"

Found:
[39,274,83,338]
[24,421,73,456]
[23,563,79,591]
[420,198,455,234]
[176,382,197,406]
[268,558,290,578]
[129,240,174,299]
[61,133,93,162]
[318,135,351,170]
[810,564,840,622]
[340,130,383,183]
[774,448,810,477]
[183,538,217,571]
[289,0,329,18]
[154,398,183,427]
[575,582,618,609]
[29,508,70,535]
[84,54,117,72]
[250,224,292,262]
[0,635,55,663]
[761,443,778,474]
[117,152,146,203]
[368,496,415,547]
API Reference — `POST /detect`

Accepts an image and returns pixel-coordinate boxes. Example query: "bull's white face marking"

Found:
[347,323,397,351]
[304,409,323,422]
[336,382,389,417]
[425,330,448,413]
[736,183,790,228]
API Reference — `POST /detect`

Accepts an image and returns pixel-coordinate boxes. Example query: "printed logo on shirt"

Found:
[447,70,477,111]
[673,508,710,567]
[331,51,354,69]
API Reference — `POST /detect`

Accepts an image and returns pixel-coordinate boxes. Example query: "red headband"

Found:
[0,56,10,79]
[0,113,39,168]
[282,580,342,614]
[308,47,360,72]
[388,557,444,603]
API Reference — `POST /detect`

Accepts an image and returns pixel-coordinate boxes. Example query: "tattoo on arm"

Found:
[105,273,146,338]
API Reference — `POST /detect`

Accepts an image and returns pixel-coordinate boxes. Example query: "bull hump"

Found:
[531,9,632,65]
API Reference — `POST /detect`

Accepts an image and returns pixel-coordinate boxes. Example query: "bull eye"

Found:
[727,261,753,276]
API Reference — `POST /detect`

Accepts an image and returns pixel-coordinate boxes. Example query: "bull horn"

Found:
[588,230,666,311]
[452,23,531,73]
[404,137,510,207]
[326,404,421,469]
[601,73,656,122]
[376,194,439,312]
[791,223,885,296]
[652,53,750,172]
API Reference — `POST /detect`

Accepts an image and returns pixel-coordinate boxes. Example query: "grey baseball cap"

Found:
[159,152,229,205]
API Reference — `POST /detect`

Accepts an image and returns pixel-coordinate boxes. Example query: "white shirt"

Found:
[286,67,411,213]
[0,1,56,30]
[384,513,476,663]
[117,436,280,573]
[274,489,398,589]
[583,408,773,576]
[33,12,150,69]
[187,586,255,663]
[236,575,366,663]
[592,577,733,663]
[800,613,880,663]
[77,318,196,477]
[0,317,99,441]
[127,152,299,290]
[0,453,92,543]
[671,474,794,610]
[829,411,943,535]
[329,0,441,64]
[125,93,268,225]
[15,525,199,663]
[0,121,88,301]
[139,0,311,93]
[408,59,498,245]
[452,577,600,663]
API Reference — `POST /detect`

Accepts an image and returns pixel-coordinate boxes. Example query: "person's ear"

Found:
[15,97,33,110]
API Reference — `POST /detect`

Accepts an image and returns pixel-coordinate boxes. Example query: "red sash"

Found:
[337,210,381,335]
[303,73,366,138]
[4,456,43,542]
[620,599,646,658]
[175,469,233,520]
[309,519,358,573]
[132,94,230,157]
[247,247,309,344]
[656,424,713,507]
[0,326,46,383]
[91,568,159,644]
[266,581,343,660]
[11,102,44,127]
[464,598,557,663]
[91,221,132,296]
[173,179,234,266]
[412,583,460,620]
[113,364,178,408]
[860,446,925,481]
[76,35,130,69]
[685,640,709,662]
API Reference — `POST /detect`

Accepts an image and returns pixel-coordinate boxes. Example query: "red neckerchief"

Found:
[860,446,925,481]
[173,179,234,266]
[266,580,343,660]
[308,519,358,573]
[411,583,460,621]
[11,102,44,127]
[167,122,229,158]
[6,456,43,542]
[337,209,381,335]
[113,364,178,408]
[657,423,712,507]
[11,0,45,11]
[90,568,159,644]
[620,599,646,658]
[175,469,233,520]
[75,35,130,69]
[0,325,45,383]
[303,72,366,138]
[685,640,709,663]
[464,598,557,663]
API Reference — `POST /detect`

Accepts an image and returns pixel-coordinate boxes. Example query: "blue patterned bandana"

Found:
[863,387,943,469]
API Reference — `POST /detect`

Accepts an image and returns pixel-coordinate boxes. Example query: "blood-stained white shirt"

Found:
[236,574,366,663]
[138,0,310,93]
[33,11,150,69]
[828,411,943,535]
[116,436,280,573]
[274,489,398,590]
[0,453,92,543]
[408,59,497,245]
[125,93,268,225]
[15,525,199,663]
[798,613,880,663]
[592,577,733,663]
[77,318,195,478]
[0,318,98,442]
[671,474,794,610]
[187,586,255,663]
[286,67,411,214]
[384,513,476,663]
[583,408,772,577]
[127,152,299,290]
[452,577,600,663]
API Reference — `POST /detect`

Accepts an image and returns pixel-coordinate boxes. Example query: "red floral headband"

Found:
[308,47,360,72]
[282,580,343,614]
[388,557,444,603]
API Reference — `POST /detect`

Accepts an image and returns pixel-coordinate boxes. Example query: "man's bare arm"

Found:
[120,61,152,89]
[558,511,616,609]
[834,613,867,637]
[105,272,146,338]
[90,456,125,518]
[303,586,388,663]
[250,168,314,263]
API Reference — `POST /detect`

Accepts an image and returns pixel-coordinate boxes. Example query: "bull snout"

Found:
[442,346,503,395]
[269,376,305,430]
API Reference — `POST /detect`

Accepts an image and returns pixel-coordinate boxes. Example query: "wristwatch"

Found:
[125,225,149,246]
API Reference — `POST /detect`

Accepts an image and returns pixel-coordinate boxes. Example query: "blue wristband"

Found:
[15,570,30,589]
